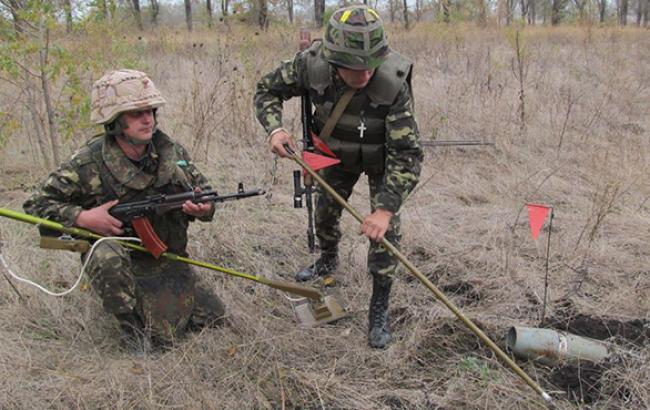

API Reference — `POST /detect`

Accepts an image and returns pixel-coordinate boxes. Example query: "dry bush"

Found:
[0,23,649,409]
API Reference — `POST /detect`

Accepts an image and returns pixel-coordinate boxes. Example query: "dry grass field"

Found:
[0,22,649,409]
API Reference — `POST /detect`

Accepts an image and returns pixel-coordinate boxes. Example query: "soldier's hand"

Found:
[75,200,124,236]
[269,128,296,158]
[182,187,214,217]
[359,209,393,242]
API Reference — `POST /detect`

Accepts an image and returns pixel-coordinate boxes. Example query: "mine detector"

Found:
[285,144,554,405]
[0,207,346,327]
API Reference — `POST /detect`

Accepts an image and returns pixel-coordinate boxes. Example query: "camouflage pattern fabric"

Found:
[315,166,401,278]
[23,131,224,343]
[84,240,224,343]
[255,11,422,280]
[322,6,389,70]
[254,47,423,214]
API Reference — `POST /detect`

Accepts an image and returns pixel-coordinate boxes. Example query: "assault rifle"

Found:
[109,183,264,258]
[421,140,494,147]
[292,28,317,254]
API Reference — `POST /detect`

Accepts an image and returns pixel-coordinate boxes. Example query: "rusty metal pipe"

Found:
[506,327,609,366]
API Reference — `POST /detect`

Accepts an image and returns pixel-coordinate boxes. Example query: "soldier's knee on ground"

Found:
[85,241,137,315]
[189,285,226,330]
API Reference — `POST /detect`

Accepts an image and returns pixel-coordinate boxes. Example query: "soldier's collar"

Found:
[150,131,177,188]
[102,135,156,190]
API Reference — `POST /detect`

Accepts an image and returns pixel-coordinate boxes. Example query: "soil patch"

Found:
[544,313,649,345]
[543,312,648,404]
[549,361,609,404]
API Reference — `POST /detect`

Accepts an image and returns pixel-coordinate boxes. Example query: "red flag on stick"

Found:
[526,204,551,241]
[312,133,338,158]
[302,151,340,172]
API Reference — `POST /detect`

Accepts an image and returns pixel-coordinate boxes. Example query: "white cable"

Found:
[283,293,306,303]
[0,236,141,297]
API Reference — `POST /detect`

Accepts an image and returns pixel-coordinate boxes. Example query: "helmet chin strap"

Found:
[120,126,157,146]
[105,110,158,146]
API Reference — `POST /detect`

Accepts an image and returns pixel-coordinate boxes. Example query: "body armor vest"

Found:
[85,131,196,255]
[305,42,413,174]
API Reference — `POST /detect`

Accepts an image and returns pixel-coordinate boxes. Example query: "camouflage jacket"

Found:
[23,130,214,255]
[254,43,423,214]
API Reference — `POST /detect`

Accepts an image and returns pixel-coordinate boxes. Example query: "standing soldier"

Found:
[254,6,423,348]
[24,69,225,349]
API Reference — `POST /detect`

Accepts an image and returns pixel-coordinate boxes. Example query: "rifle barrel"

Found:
[422,140,494,147]
[110,188,265,219]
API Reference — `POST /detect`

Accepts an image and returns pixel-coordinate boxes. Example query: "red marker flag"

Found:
[302,151,340,172]
[312,133,338,158]
[526,204,551,241]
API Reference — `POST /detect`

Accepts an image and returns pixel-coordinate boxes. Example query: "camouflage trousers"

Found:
[84,241,225,343]
[315,166,401,278]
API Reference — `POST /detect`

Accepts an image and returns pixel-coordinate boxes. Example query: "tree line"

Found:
[1,0,648,32]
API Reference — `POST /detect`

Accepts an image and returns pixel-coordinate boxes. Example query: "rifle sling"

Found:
[318,88,356,140]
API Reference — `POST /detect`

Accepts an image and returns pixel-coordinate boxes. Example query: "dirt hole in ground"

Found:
[544,312,649,404]
[549,360,606,404]
[544,313,649,345]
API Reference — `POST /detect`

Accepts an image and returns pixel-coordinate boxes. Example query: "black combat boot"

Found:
[368,275,393,349]
[295,251,338,282]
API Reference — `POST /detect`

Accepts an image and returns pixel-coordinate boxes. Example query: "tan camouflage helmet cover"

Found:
[90,69,166,124]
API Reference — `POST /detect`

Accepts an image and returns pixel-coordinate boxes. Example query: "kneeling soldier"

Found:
[24,69,225,348]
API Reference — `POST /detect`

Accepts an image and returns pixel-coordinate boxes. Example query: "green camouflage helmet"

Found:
[90,69,166,125]
[322,5,389,70]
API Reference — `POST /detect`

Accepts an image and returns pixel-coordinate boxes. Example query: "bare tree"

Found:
[221,0,229,17]
[506,0,515,24]
[287,0,294,23]
[598,0,607,21]
[255,0,268,30]
[149,0,159,25]
[441,0,451,22]
[185,0,192,31]
[98,0,109,19]
[314,0,325,28]
[551,0,566,24]
[37,9,60,166]
[572,0,587,20]
[1,0,26,33]
[414,0,424,21]
[61,0,72,32]
[129,0,143,30]
[388,0,398,22]
[520,0,529,22]
[636,0,645,24]
[618,0,628,24]
[644,0,649,25]
[529,0,536,24]
[402,0,410,28]
[206,0,213,27]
